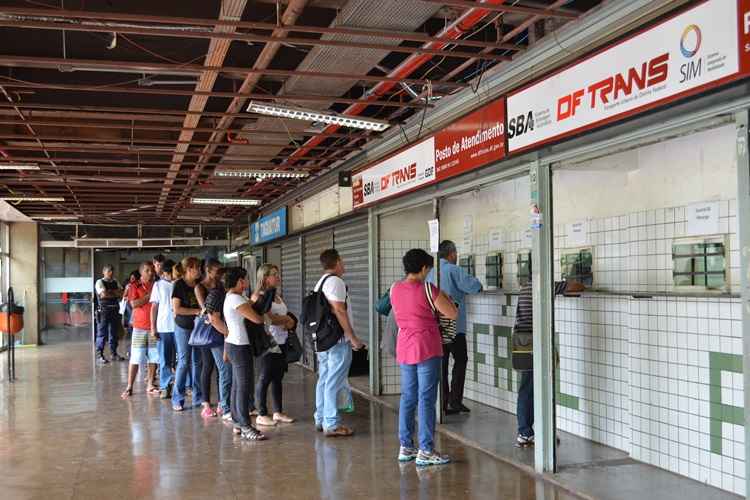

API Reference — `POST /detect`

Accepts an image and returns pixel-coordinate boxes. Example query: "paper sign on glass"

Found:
[489,228,503,251]
[687,202,720,236]
[428,219,440,253]
[566,221,588,247]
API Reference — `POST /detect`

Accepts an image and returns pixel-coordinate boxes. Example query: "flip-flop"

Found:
[147,387,160,395]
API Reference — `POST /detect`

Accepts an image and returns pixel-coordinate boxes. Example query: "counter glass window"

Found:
[517,252,531,286]
[672,241,726,289]
[560,248,593,287]
[459,255,475,277]
[485,253,503,288]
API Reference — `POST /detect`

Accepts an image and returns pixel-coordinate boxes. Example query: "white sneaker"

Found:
[222,412,233,422]
[415,450,451,467]
[398,446,418,462]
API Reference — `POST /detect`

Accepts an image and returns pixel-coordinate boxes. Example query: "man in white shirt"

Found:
[313,249,365,437]
[150,259,176,399]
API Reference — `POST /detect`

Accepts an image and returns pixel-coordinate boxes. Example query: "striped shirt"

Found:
[513,280,568,334]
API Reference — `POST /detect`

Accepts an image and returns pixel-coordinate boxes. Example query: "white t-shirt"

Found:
[224,292,250,345]
[268,298,288,345]
[315,274,354,330]
[149,279,175,333]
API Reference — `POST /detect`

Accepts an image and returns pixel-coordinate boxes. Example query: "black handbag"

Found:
[284,312,302,363]
[245,288,277,357]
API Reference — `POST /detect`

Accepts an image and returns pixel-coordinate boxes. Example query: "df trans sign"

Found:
[507,0,750,153]
[352,98,505,209]
[250,207,287,245]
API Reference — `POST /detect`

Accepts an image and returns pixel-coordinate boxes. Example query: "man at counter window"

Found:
[513,266,584,447]
[427,240,483,415]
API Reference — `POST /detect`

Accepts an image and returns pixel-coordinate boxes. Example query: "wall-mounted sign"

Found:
[428,219,440,253]
[567,221,588,247]
[687,201,720,236]
[250,206,287,245]
[353,99,506,209]
[508,0,750,153]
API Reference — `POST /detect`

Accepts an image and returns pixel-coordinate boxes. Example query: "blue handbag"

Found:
[375,285,392,316]
[188,314,224,348]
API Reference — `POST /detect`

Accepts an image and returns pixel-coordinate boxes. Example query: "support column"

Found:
[368,208,380,395]
[736,111,750,497]
[433,197,444,425]
[530,160,556,473]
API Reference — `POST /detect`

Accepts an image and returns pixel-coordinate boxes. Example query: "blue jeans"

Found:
[95,311,119,355]
[517,370,534,437]
[172,324,203,407]
[314,341,352,431]
[157,331,176,391]
[399,356,441,452]
[211,345,232,413]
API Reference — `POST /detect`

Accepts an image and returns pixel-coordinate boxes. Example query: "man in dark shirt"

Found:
[514,276,583,446]
[94,265,124,363]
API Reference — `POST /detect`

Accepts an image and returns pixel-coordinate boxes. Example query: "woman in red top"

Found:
[390,249,457,467]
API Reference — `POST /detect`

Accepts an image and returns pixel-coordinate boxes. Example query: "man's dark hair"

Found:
[102,264,114,273]
[320,248,341,270]
[153,254,166,264]
[437,240,457,260]
[161,259,175,276]
[223,266,248,289]
[403,248,434,275]
[205,258,222,272]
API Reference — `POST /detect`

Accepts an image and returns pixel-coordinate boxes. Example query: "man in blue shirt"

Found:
[427,240,482,414]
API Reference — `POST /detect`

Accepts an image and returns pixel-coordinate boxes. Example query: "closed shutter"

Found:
[302,229,333,370]
[333,217,369,336]
[281,238,302,323]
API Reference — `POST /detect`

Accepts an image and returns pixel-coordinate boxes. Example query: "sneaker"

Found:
[160,389,170,400]
[222,412,233,422]
[398,446,419,462]
[324,425,354,437]
[255,415,276,427]
[457,404,471,413]
[241,426,267,441]
[516,434,534,447]
[97,355,109,365]
[415,450,451,467]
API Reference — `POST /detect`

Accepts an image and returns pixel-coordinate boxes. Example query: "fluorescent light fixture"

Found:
[190,197,261,206]
[1,196,64,202]
[0,163,40,170]
[32,214,79,221]
[247,101,390,132]
[177,215,234,223]
[214,169,309,180]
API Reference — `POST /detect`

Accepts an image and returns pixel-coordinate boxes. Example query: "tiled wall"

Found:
[378,239,429,395]
[455,201,744,495]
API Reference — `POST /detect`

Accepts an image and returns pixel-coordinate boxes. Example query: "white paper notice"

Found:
[489,228,503,251]
[687,201,720,236]
[524,229,533,247]
[428,219,440,253]
[463,215,474,254]
[567,221,588,247]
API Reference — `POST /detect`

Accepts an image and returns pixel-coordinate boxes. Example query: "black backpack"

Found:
[301,274,344,352]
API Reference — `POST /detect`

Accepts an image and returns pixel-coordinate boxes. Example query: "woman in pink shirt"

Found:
[390,249,457,467]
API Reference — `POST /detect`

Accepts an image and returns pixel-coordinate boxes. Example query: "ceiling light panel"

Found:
[190,198,261,206]
[0,163,40,170]
[247,101,390,132]
[0,197,65,202]
[214,169,309,180]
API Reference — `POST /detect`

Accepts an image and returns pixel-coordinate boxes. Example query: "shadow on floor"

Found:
[348,377,741,500]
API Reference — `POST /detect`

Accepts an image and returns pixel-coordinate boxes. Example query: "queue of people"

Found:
[94,242,552,464]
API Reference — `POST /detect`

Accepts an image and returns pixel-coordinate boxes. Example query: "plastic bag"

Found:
[337,382,355,413]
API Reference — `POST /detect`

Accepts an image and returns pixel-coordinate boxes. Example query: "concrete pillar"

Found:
[9,223,39,345]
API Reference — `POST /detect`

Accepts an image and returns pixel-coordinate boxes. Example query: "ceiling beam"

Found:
[0,56,468,89]
[0,6,524,50]
[0,19,511,62]
[0,80,429,108]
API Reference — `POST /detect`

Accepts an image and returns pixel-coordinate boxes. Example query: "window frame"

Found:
[672,236,728,291]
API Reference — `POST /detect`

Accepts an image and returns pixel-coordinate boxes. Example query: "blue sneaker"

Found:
[398,446,418,462]
[415,450,451,466]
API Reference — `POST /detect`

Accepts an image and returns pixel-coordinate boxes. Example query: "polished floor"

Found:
[0,340,579,500]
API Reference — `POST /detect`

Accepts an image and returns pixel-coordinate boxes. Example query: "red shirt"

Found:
[128,280,154,330]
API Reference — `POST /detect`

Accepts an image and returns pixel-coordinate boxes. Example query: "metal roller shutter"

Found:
[302,229,334,370]
[280,237,304,368]
[333,217,369,336]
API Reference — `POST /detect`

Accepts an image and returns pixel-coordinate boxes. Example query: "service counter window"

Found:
[459,255,475,277]
[560,248,593,287]
[485,253,502,288]
[517,251,531,287]
[672,239,726,290]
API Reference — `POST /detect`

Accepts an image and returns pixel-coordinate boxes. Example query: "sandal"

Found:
[324,425,354,437]
[172,404,184,412]
[147,386,160,395]
[201,406,217,418]
[241,426,267,441]
[120,388,133,399]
